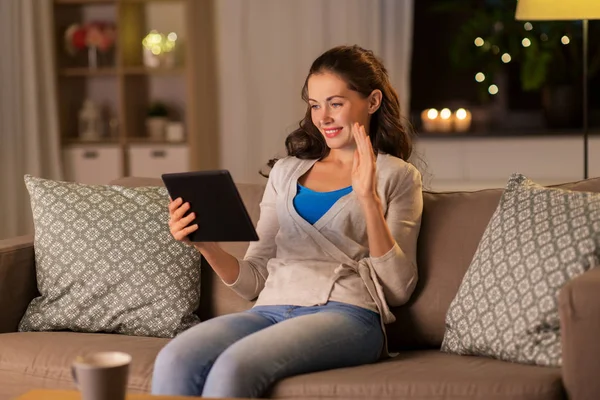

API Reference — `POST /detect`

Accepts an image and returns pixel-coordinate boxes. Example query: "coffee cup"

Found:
[71,351,131,400]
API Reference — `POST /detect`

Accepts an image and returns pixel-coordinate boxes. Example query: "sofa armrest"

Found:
[559,267,600,400]
[0,235,37,333]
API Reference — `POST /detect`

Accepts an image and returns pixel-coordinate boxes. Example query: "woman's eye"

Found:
[331,103,343,108]
[310,104,320,110]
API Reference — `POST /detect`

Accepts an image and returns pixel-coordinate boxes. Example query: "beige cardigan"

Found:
[226,154,423,325]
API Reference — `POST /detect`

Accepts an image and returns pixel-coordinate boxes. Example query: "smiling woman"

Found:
[152,45,424,399]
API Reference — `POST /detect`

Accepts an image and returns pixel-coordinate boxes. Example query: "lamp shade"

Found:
[516,0,600,21]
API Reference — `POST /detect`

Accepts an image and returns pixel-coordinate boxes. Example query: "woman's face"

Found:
[307,72,374,151]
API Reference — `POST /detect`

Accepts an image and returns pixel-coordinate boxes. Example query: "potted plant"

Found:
[434,0,600,128]
[146,101,169,140]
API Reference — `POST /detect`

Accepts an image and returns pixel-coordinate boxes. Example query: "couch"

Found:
[1,176,599,400]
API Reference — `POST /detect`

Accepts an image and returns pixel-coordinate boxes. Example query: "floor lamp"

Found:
[516,0,600,179]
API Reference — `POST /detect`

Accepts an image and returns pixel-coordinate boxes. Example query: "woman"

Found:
[152,45,423,398]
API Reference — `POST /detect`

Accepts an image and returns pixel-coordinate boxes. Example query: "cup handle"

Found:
[71,366,79,386]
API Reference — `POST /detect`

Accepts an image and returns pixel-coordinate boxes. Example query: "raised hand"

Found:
[168,197,198,242]
[351,122,378,203]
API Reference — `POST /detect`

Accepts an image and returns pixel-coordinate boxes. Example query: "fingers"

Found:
[170,212,197,240]
[168,197,199,242]
[353,123,371,158]
[168,197,183,214]
[353,123,376,163]
[172,200,191,221]
[172,223,199,241]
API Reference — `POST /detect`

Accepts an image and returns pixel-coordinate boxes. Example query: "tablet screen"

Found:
[161,170,259,242]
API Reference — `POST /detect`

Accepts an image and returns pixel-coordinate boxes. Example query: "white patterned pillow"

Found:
[441,173,600,366]
[19,175,202,338]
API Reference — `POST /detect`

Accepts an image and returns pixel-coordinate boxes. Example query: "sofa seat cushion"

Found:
[271,350,564,400]
[0,332,167,396]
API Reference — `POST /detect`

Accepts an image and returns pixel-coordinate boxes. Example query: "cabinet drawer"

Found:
[129,144,189,178]
[63,145,123,185]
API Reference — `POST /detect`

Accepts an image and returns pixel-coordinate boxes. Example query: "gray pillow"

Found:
[19,175,202,338]
[441,173,600,367]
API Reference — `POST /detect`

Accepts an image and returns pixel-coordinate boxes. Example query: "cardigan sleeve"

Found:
[223,161,282,300]
[369,163,423,307]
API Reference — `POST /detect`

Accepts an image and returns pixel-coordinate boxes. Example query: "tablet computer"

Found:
[161,170,259,242]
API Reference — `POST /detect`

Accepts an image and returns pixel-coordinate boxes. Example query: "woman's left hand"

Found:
[351,122,379,203]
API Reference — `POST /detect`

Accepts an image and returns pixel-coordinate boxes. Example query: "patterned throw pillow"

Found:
[441,173,600,367]
[19,175,202,338]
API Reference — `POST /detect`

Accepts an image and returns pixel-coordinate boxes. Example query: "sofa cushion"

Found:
[19,176,202,338]
[441,174,600,366]
[0,334,563,400]
[270,350,564,400]
[0,331,167,398]
[388,176,600,351]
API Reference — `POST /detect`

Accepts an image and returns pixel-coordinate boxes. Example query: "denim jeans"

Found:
[151,301,383,398]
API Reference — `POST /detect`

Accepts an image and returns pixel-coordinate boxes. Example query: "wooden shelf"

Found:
[122,66,185,75]
[59,67,118,77]
[64,138,121,145]
[53,0,202,181]
[54,0,115,4]
[121,0,184,3]
[126,137,186,144]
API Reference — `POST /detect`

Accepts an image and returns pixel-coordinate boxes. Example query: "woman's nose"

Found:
[320,110,333,126]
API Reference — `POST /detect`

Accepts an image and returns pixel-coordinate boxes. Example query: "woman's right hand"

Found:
[168,197,239,283]
[168,197,198,243]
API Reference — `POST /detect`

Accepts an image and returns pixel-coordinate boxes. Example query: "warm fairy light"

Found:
[562,35,570,45]
[475,72,485,82]
[456,108,467,120]
[474,37,485,47]
[427,108,439,119]
[440,108,452,119]
[501,53,512,63]
[522,38,531,47]
[524,22,533,31]
[142,30,178,55]
[488,84,499,95]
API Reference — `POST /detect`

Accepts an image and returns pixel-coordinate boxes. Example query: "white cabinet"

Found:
[128,144,189,179]
[63,145,122,185]
[415,136,600,192]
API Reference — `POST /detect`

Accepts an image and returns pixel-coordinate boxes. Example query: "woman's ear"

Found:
[367,89,383,114]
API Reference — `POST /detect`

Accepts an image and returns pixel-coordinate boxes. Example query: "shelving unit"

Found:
[51,0,203,184]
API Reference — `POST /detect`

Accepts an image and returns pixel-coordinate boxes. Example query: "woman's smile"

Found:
[323,127,343,138]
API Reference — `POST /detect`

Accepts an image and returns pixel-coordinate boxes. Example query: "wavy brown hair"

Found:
[262,45,414,175]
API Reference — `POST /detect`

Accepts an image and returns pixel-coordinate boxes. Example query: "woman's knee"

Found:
[152,336,214,395]
[154,339,195,373]
[203,345,272,397]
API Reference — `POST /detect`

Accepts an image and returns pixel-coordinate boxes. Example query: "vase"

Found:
[88,46,98,69]
[146,117,168,140]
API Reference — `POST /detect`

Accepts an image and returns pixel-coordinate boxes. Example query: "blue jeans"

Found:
[151,301,383,398]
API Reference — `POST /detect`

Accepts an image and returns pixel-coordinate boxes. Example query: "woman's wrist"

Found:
[358,192,382,212]
[193,241,220,257]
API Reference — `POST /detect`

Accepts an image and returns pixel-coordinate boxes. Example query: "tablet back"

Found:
[161,170,259,242]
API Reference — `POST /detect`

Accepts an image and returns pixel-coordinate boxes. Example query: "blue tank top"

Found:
[293,183,353,225]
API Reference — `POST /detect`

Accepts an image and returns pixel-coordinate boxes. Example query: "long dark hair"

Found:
[262,45,414,175]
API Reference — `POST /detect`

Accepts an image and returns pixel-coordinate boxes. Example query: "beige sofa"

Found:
[1,176,599,400]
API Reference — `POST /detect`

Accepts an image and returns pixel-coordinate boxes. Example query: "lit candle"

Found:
[453,108,472,132]
[438,108,453,132]
[420,108,439,132]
